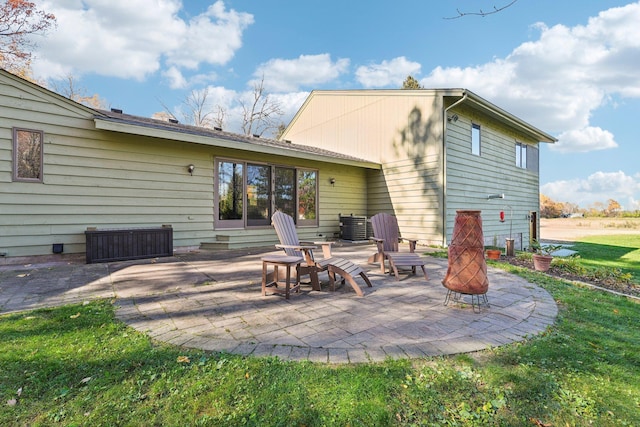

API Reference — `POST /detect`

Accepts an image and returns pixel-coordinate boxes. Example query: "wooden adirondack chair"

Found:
[271,211,372,296]
[368,212,428,280]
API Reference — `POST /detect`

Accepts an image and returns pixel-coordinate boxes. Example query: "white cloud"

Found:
[271,91,309,122]
[355,56,421,88]
[163,67,188,89]
[421,2,640,154]
[541,170,640,208]
[252,54,350,92]
[32,0,252,81]
[553,126,617,153]
[166,2,253,69]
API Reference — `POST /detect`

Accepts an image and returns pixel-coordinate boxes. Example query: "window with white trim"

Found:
[215,159,318,228]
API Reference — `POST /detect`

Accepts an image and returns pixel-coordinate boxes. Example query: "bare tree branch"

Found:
[444,0,519,19]
[213,105,226,129]
[181,87,214,128]
[51,74,108,109]
[240,75,284,137]
[156,88,227,130]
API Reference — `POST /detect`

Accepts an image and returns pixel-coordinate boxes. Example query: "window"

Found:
[218,160,244,227]
[516,142,526,168]
[297,169,317,225]
[516,142,539,173]
[246,164,271,226]
[471,123,481,156]
[13,128,43,182]
[275,167,296,219]
[215,159,318,228]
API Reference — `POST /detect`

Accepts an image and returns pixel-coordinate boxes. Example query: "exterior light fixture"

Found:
[329,177,336,186]
[487,193,504,200]
[447,114,459,122]
[187,164,195,175]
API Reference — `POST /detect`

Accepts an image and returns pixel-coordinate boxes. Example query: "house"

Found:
[0,69,380,262]
[281,89,557,250]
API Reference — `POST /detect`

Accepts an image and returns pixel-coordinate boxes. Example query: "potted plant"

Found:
[486,248,502,260]
[530,239,563,272]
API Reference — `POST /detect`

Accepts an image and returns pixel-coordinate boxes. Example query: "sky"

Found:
[26,0,640,211]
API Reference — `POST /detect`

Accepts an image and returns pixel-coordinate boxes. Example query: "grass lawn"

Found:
[569,234,640,283]
[1,241,639,425]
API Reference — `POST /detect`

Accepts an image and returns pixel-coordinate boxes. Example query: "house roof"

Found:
[93,109,381,169]
[0,69,379,170]
[456,89,557,144]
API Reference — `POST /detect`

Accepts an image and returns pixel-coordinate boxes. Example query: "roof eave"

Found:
[463,90,557,143]
[94,117,381,170]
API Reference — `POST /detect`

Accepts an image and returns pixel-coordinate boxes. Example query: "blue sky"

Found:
[30,0,640,210]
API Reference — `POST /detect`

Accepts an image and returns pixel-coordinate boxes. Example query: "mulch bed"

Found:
[494,256,640,299]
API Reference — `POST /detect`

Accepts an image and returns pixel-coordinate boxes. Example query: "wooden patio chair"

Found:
[368,212,428,280]
[271,211,372,296]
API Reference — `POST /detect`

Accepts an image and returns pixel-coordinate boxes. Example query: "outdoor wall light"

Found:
[487,193,505,200]
[329,177,336,186]
[187,164,195,175]
[447,114,459,122]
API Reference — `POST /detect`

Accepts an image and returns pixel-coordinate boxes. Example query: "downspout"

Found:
[441,92,468,247]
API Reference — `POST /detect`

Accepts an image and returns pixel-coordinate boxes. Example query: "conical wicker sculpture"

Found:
[442,210,489,311]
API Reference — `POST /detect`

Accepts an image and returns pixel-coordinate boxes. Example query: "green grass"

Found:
[1,242,640,425]
[570,234,640,283]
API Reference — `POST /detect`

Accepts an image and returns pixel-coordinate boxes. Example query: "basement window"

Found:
[13,128,43,182]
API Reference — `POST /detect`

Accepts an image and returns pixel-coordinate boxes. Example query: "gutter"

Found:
[441,92,468,247]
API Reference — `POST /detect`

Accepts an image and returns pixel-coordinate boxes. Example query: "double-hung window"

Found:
[216,159,318,228]
[13,128,43,182]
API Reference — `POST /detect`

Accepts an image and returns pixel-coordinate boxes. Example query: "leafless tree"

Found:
[51,74,108,109]
[444,0,519,19]
[157,87,227,129]
[212,104,226,129]
[181,87,215,128]
[240,75,284,137]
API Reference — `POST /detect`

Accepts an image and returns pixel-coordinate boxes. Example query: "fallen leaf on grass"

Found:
[80,377,92,384]
[70,313,81,319]
[177,356,190,363]
[6,399,17,406]
[530,418,551,427]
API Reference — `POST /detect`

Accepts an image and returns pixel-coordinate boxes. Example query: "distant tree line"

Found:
[540,194,639,218]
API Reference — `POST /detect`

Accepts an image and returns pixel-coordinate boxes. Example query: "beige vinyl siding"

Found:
[284,90,446,245]
[285,91,446,163]
[284,89,553,249]
[445,107,539,249]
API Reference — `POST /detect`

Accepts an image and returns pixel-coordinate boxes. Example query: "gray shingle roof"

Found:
[95,109,375,165]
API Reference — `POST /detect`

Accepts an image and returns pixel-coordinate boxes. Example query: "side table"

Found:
[261,255,302,299]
